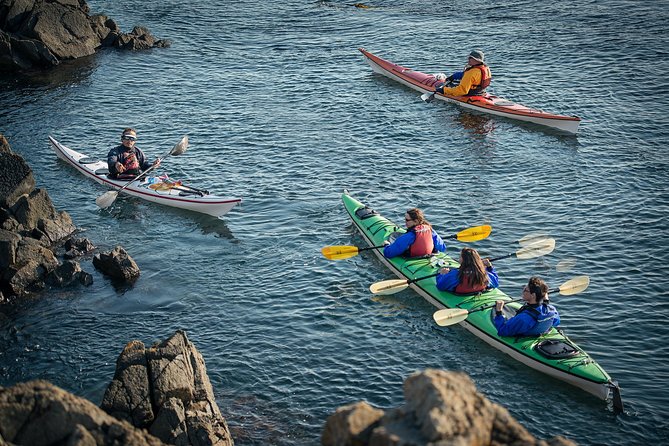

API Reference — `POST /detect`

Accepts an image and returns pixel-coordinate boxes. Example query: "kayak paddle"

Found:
[421,91,436,103]
[517,232,550,247]
[368,237,556,295]
[321,224,492,261]
[96,136,188,209]
[555,258,577,272]
[432,275,590,327]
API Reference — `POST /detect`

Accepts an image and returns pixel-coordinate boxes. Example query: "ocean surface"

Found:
[1,0,668,444]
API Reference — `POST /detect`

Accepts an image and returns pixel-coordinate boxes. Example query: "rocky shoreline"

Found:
[0,0,169,72]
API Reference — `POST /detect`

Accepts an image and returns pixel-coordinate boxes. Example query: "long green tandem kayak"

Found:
[341,192,622,408]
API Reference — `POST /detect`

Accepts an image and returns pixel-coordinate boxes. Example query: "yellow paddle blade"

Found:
[433,308,469,327]
[369,279,410,295]
[557,275,590,295]
[517,232,550,247]
[456,225,492,242]
[321,246,360,260]
[515,238,556,259]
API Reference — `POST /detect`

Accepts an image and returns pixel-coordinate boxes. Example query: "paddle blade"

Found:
[433,308,469,327]
[170,135,189,156]
[515,238,556,260]
[321,245,359,260]
[517,232,550,247]
[556,275,590,295]
[421,92,435,103]
[556,258,577,272]
[95,190,119,208]
[369,279,409,295]
[456,225,492,242]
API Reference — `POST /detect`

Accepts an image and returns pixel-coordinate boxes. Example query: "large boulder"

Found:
[0,0,170,72]
[322,369,577,446]
[101,330,234,446]
[93,245,140,283]
[0,380,165,445]
[0,145,35,209]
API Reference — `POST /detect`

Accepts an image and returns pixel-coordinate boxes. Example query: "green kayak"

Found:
[340,191,622,409]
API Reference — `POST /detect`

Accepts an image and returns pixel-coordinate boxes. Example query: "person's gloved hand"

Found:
[434,83,445,94]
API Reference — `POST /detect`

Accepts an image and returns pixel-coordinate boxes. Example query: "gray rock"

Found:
[0,228,21,270]
[0,0,170,71]
[0,150,35,209]
[101,331,234,446]
[0,380,165,445]
[322,369,577,446]
[92,245,140,283]
[11,188,57,231]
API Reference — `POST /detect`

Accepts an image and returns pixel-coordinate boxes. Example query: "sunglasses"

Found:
[122,135,137,141]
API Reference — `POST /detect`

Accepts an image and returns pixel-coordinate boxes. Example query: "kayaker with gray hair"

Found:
[383,208,446,258]
[435,247,499,294]
[494,276,561,337]
[435,49,492,97]
[107,128,160,179]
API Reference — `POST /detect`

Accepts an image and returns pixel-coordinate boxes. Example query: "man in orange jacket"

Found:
[435,50,492,96]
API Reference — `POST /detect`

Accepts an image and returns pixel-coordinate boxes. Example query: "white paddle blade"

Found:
[420,92,434,102]
[369,279,409,295]
[557,275,590,295]
[515,238,556,260]
[556,258,577,272]
[433,308,469,327]
[95,190,119,208]
[517,232,550,247]
[170,135,189,156]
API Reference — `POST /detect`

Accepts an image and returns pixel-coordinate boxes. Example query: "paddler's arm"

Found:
[432,230,447,253]
[383,232,415,258]
[435,267,459,291]
[438,68,481,96]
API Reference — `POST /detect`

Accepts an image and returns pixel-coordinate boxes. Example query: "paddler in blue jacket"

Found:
[107,128,160,179]
[494,276,560,337]
[383,208,446,258]
[435,247,499,293]
[435,50,492,96]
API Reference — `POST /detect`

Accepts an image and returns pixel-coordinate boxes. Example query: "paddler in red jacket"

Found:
[383,208,447,258]
[435,50,492,96]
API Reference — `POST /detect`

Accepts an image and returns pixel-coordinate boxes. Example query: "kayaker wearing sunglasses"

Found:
[383,208,447,259]
[493,276,561,337]
[434,49,492,97]
[107,128,160,179]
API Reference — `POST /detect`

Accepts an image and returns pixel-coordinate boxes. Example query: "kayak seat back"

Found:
[355,206,379,219]
[534,339,580,359]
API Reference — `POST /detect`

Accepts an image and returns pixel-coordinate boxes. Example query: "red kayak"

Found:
[359,48,581,134]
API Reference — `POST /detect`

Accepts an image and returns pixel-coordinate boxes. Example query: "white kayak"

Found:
[49,136,242,218]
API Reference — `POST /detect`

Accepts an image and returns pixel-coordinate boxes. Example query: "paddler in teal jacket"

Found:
[435,50,492,96]
[494,276,560,337]
[383,208,446,258]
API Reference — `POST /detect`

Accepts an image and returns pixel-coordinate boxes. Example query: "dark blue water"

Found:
[1,0,668,444]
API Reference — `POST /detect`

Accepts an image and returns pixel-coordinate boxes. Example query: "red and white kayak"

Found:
[359,48,581,134]
[49,136,241,218]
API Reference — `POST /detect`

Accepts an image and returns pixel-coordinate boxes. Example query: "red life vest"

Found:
[454,272,488,294]
[465,63,491,95]
[408,224,434,257]
[121,150,140,172]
